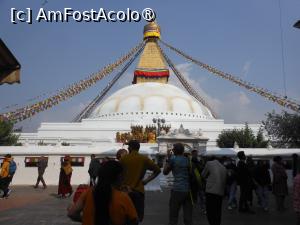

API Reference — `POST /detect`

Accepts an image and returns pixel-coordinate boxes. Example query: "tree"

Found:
[217,130,238,148]
[262,111,300,148]
[254,129,269,148]
[0,120,20,146]
[217,123,268,148]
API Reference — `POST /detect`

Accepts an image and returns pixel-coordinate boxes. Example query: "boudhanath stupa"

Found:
[18,22,260,151]
[2,22,300,186]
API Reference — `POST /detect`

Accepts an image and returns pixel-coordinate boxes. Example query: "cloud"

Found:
[218,91,263,123]
[169,62,222,114]
[168,62,263,123]
[241,60,252,77]
[238,91,251,105]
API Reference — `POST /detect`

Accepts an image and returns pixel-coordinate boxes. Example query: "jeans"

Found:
[227,182,237,207]
[169,190,193,225]
[256,185,269,208]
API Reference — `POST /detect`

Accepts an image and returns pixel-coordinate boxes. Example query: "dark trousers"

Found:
[239,184,250,211]
[0,177,12,197]
[275,195,285,211]
[35,172,46,187]
[169,190,193,225]
[128,191,145,222]
[206,193,223,225]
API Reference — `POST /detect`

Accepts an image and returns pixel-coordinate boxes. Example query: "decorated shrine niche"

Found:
[115,124,171,143]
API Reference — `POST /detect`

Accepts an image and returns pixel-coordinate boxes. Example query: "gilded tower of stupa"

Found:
[133,22,170,84]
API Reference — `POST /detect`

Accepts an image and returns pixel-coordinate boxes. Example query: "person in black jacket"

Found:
[246,156,256,206]
[236,151,255,213]
[253,160,271,211]
[88,154,101,186]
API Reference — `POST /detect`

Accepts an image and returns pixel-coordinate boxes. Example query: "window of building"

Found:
[25,157,49,167]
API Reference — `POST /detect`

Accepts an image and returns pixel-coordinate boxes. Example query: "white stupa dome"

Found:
[90,82,214,120]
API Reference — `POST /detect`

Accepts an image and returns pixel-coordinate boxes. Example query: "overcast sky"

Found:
[1,0,299,132]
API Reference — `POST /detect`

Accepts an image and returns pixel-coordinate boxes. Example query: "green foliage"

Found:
[254,129,269,148]
[262,111,300,148]
[217,123,268,148]
[0,120,20,146]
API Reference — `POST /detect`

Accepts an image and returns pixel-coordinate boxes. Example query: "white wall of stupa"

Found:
[18,82,262,148]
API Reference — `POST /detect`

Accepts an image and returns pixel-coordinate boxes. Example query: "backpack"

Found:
[9,160,17,176]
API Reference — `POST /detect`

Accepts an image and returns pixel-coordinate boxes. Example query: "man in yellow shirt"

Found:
[120,140,161,222]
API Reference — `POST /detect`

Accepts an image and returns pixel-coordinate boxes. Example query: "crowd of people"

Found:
[68,139,161,225]
[67,141,300,225]
[1,141,300,225]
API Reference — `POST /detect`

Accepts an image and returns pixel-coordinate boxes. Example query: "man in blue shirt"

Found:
[163,143,192,225]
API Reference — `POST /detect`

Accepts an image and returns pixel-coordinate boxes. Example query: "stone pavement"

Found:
[0,185,297,225]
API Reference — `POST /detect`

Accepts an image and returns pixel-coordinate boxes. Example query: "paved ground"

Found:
[0,185,297,225]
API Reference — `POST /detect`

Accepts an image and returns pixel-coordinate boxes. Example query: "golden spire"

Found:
[133,22,169,84]
[143,21,161,39]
